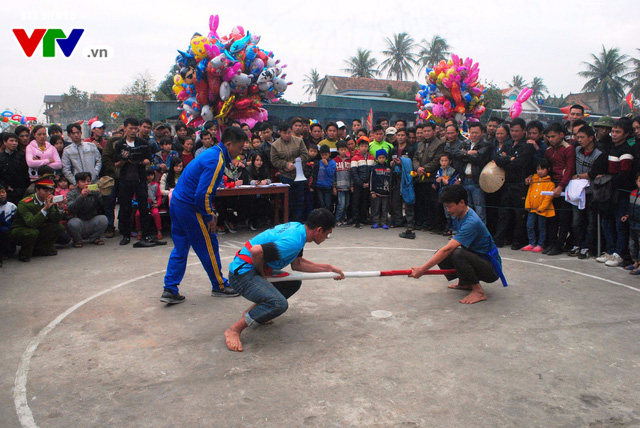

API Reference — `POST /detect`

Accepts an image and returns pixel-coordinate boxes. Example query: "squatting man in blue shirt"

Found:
[225,208,345,352]
[410,185,507,304]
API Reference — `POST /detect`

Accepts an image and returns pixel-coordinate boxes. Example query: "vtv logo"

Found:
[13,29,84,57]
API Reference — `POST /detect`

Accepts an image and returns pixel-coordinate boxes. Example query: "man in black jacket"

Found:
[453,122,492,223]
[113,118,155,247]
[493,118,535,249]
[0,133,30,205]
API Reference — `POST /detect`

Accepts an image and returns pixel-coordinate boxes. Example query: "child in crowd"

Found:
[346,138,357,158]
[433,153,460,236]
[55,176,72,213]
[523,159,555,252]
[160,158,183,206]
[244,152,272,230]
[304,144,319,218]
[622,172,640,275]
[333,141,352,226]
[0,185,17,264]
[312,145,336,211]
[153,137,178,176]
[135,167,163,240]
[370,149,392,229]
[351,137,374,228]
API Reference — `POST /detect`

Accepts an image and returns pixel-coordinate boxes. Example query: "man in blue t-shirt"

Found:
[410,185,507,304]
[224,208,344,352]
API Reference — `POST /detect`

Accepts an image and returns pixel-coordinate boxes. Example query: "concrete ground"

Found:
[1,225,640,427]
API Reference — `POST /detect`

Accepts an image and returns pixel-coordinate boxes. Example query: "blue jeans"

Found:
[526,212,546,246]
[601,195,629,256]
[229,269,301,325]
[462,178,486,223]
[336,190,350,222]
[280,176,305,222]
[316,187,333,211]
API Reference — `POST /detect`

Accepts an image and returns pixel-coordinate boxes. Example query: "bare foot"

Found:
[459,290,487,304]
[448,283,472,290]
[225,328,244,352]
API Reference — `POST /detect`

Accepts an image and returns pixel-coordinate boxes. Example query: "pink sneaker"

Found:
[531,246,543,253]
[521,244,534,251]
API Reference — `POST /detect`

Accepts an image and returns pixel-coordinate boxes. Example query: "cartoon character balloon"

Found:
[171,14,291,127]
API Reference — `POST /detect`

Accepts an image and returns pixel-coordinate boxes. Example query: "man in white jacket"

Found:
[62,123,102,185]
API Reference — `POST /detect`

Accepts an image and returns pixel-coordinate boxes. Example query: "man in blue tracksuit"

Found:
[161,127,248,304]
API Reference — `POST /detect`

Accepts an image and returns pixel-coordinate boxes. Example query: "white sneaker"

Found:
[605,253,623,267]
[596,252,611,263]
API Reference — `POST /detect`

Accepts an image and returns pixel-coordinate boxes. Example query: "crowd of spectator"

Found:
[1,110,640,275]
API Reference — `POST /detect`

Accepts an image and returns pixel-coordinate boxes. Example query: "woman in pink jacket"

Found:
[26,124,62,181]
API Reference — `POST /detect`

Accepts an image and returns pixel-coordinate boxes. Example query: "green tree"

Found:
[624,48,640,98]
[380,32,418,81]
[529,77,549,99]
[343,48,380,78]
[578,45,628,114]
[417,35,451,73]
[155,64,181,101]
[483,82,504,110]
[387,84,419,101]
[303,68,323,100]
[510,75,527,88]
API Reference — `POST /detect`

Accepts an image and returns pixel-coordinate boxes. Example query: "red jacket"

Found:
[544,142,575,189]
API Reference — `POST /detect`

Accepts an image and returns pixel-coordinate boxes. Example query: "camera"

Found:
[121,144,147,164]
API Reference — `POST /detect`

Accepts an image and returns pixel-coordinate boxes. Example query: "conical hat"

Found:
[479,162,505,193]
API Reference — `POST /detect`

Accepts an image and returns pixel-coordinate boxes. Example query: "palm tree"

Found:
[578,45,628,114]
[343,48,381,78]
[417,35,451,73]
[510,75,527,89]
[379,32,418,81]
[529,77,549,100]
[624,48,640,97]
[303,68,323,100]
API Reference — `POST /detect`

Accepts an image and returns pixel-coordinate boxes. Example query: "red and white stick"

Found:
[266,269,455,283]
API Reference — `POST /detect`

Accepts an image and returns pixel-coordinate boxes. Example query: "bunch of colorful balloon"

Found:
[415,54,486,125]
[171,14,291,128]
[1,111,37,126]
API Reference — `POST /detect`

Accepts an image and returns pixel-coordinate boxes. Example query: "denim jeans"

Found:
[526,212,546,246]
[335,190,350,222]
[229,270,301,326]
[462,178,486,223]
[316,187,333,212]
[601,195,630,256]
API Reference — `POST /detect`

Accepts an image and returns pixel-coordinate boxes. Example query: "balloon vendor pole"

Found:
[266,269,455,283]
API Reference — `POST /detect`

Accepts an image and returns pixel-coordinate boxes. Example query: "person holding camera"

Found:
[8,174,64,262]
[65,172,108,247]
[113,118,156,247]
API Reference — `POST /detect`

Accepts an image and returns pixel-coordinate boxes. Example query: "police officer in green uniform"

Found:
[9,174,64,262]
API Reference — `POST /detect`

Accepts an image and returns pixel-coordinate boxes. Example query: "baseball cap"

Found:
[153,121,168,130]
[91,121,105,129]
[336,121,346,129]
[385,127,397,135]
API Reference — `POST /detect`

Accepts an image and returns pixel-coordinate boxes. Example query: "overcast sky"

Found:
[2,0,639,121]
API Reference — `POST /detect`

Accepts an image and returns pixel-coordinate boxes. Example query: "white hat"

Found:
[336,121,346,129]
[91,120,105,129]
[385,127,397,135]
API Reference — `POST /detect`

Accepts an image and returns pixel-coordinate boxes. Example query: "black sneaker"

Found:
[568,246,580,257]
[160,290,185,304]
[547,246,563,256]
[578,249,591,260]
[399,229,416,239]
[133,238,157,248]
[211,287,240,297]
[354,222,361,229]
[541,246,552,255]
[120,236,130,246]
